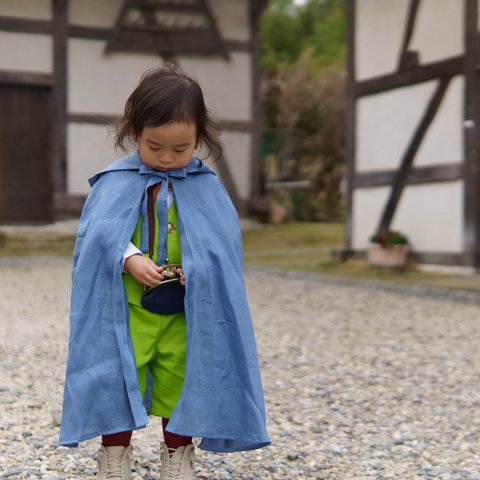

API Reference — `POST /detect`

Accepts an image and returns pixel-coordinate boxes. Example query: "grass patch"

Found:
[0,242,75,257]
[242,222,343,253]
[243,222,480,293]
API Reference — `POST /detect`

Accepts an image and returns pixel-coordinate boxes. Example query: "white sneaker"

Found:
[96,445,133,480]
[160,442,195,480]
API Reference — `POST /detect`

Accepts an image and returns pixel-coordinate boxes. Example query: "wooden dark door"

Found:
[0,83,53,223]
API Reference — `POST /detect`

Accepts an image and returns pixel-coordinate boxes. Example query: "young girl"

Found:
[59,65,270,480]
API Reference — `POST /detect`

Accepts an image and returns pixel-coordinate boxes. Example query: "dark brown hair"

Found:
[114,64,223,161]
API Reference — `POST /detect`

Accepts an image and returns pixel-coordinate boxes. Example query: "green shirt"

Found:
[123,201,181,306]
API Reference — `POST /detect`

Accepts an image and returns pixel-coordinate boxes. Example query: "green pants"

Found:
[123,201,186,418]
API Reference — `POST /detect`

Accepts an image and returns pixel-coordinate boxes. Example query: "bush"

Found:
[261,51,346,221]
[260,0,346,222]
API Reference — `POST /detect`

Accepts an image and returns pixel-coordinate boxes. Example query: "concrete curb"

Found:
[0,220,79,243]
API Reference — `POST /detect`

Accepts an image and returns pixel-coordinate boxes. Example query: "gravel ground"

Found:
[1,258,480,479]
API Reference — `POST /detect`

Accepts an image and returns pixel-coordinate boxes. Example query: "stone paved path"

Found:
[1,258,480,479]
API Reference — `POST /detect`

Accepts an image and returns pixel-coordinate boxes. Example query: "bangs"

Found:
[143,93,198,129]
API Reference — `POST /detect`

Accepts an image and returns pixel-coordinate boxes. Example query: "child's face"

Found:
[136,122,197,171]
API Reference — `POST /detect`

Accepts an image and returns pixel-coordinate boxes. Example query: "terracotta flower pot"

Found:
[367,243,409,269]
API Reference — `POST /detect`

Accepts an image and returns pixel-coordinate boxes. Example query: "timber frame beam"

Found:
[377,77,452,233]
[355,56,464,98]
[345,0,356,251]
[348,249,474,267]
[0,70,53,87]
[397,0,420,70]
[352,163,464,189]
[53,0,68,194]
[463,0,480,268]
[0,15,251,53]
[105,0,230,58]
[248,0,268,215]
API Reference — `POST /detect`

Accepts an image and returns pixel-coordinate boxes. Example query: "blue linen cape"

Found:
[59,152,270,452]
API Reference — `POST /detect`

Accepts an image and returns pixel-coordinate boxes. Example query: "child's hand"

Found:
[176,267,186,286]
[124,255,164,287]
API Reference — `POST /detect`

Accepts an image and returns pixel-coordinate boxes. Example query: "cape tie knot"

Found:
[139,163,187,181]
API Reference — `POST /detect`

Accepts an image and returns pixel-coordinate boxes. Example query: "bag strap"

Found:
[147,182,171,263]
[147,186,155,260]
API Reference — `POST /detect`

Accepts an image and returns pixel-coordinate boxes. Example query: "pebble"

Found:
[0,471,21,478]
[331,445,342,455]
[1,258,480,479]
[286,450,300,460]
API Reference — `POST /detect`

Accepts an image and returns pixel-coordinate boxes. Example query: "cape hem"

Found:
[58,423,148,448]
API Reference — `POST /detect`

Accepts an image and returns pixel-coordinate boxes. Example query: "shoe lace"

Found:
[106,451,129,480]
[165,449,183,480]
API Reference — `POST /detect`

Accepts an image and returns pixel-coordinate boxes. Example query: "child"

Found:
[59,65,270,479]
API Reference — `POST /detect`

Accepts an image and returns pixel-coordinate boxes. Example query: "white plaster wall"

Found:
[69,40,251,122]
[68,39,162,115]
[220,131,252,200]
[410,0,464,63]
[352,181,463,252]
[394,182,463,252]
[179,53,252,121]
[0,32,52,73]
[0,0,51,19]
[352,186,388,249]
[69,0,121,28]
[357,81,435,172]
[211,0,249,41]
[194,131,251,201]
[356,0,463,81]
[355,0,408,81]
[67,123,116,195]
[357,77,463,172]
[415,76,463,167]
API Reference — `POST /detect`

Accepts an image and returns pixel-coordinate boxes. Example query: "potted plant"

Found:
[367,230,410,269]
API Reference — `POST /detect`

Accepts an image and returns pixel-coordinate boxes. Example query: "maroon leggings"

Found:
[102,418,192,449]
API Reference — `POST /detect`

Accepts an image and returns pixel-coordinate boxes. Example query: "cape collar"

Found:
[89,151,212,187]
